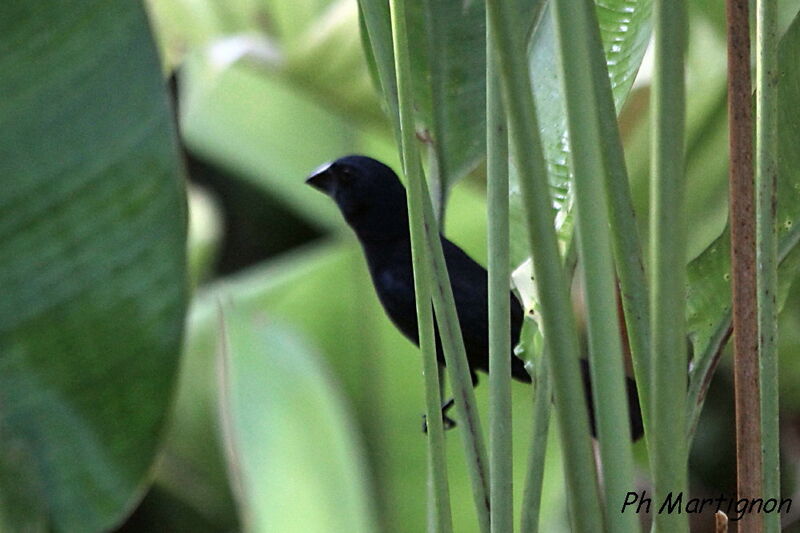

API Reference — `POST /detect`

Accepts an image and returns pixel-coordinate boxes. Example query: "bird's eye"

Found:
[339,167,354,184]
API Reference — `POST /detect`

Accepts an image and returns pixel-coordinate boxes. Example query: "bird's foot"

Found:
[422,398,457,433]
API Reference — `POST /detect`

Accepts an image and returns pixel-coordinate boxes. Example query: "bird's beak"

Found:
[306,161,335,194]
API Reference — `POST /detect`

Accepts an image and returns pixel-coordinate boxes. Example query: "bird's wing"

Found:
[440,237,491,371]
[365,239,421,344]
[441,236,529,381]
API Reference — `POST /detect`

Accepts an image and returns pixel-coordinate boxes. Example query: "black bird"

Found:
[307,155,642,440]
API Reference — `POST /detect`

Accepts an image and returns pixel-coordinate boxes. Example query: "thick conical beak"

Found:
[306,161,335,194]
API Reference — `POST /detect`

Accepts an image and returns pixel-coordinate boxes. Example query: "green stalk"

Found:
[486,25,512,533]
[485,1,603,531]
[424,357,453,533]
[422,0,448,221]
[650,0,689,532]
[590,6,653,442]
[519,354,551,533]
[550,2,639,531]
[419,171,491,533]
[387,2,452,532]
[389,2,491,530]
[419,250,454,533]
[519,241,575,533]
[756,0,780,531]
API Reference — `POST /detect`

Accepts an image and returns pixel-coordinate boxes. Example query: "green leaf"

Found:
[145,0,334,66]
[510,0,653,267]
[159,244,379,530]
[257,0,333,43]
[357,0,489,189]
[691,0,800,44]
[285,0,386,127]
[625,18,730,264]
[218,306,378,533]
[687,11,800,409]
[0,3,187,532]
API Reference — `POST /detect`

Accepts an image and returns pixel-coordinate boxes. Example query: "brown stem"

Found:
[726,0,762,532]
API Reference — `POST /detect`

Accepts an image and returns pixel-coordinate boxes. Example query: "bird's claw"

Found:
[422,398,457,433]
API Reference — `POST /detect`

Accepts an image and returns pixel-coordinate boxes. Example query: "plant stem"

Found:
[519,244,575,533]
[591,6,653,444]
[390,2,492,528]
[387,2,452,532]
[550,2,639,531]
[756,0,780,530]
[485,1,603,531]
[650,0,689,531]
[420,169,492,533]
[423,0,449,223]
[726,0,763,530]
[519,353,551,533]
[486,24,513,533]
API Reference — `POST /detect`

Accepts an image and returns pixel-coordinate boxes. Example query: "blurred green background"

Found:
[149,0,800,531]
[2,0,800,532]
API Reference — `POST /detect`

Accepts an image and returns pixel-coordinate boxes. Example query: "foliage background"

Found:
[2,0,800,532]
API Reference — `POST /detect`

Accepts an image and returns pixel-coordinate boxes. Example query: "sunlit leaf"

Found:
[158,244,379,530]
[510,0,653,267]
[218,306,378,533]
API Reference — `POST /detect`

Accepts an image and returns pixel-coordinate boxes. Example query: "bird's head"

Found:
[306,155,409,240]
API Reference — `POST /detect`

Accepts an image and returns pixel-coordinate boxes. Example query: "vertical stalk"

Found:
[591,9,653,443]
[387,3,452,532]
[419,171,491,533]
[485,0,603,531]
[756,0,780,531]
[550,2,639,532]
[519,354,551,533]
[423,0,449,222]
[419,252,454,533]
[424,376,453,533]
[486,24,512,533]
[726,1,762,532]
[650,0,689,531]
[389,2,492,530]
[520,227,576,532]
